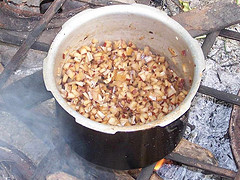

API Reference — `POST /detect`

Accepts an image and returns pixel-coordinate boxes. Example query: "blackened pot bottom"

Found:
[56,103,187,170]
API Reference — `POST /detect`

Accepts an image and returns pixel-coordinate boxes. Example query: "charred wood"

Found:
[173,139,218,165]
[150,173,163,180]
[166,152,237,179]
[201,31,220,58]
[172,1,240,37]
[136,162,157,180]
[198,85,240,106]
[0,31,49,52]
[219,29,240,42]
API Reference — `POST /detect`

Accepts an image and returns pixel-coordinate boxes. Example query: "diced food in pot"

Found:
[58,40,188,126]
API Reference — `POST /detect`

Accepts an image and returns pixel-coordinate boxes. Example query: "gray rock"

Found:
[0,111,50,165]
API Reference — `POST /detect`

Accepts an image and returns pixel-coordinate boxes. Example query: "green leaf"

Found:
[179,0,192,12]
[236,0,240,5]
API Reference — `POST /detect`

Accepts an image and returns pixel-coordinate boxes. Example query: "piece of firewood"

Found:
[128,169,141,179]
[113,170,135,180]
[150,172,163,180]
[173,138,218,165]
[172,1,240,37]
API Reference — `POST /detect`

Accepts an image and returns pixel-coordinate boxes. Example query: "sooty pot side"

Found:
[56,102,187,170]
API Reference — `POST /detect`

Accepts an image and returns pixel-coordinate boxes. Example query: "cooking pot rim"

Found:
[43,4,205,134]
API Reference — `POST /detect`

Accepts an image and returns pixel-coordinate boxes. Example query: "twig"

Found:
[207,56,218,63]
[169,0,183,12]
[0,0,67,89]
[221,63,239,67]
[216,72,222,83]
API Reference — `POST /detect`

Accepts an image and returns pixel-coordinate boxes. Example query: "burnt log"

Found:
[172,1,240,37]
[150,173,163,180]
[198,85,240,106]
[172,138,218,165]
[219,29,240,42]
[201,31,220,58]
[133,138,218,180]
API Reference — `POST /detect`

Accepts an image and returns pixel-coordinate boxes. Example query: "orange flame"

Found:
[154,159,167,171]
[154,159,173,171]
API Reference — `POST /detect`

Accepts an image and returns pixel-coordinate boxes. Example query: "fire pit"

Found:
[0,0,239,179]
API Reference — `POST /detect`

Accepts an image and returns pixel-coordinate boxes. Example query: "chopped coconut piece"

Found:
[58,39,188,126]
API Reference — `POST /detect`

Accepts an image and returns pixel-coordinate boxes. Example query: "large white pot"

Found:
[43,4,205,169]
[43,4,205,134]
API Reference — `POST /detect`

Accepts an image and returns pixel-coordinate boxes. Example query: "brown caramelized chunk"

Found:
[58,39,188,126]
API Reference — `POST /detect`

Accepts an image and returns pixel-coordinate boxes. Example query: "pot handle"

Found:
[193,38,206,72]
[165,119,182,133]
[43,56,53,91]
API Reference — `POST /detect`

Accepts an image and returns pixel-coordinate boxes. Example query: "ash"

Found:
[157,24,240,179]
